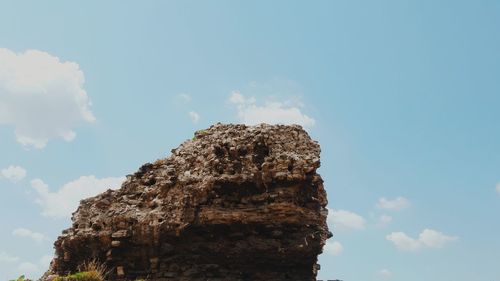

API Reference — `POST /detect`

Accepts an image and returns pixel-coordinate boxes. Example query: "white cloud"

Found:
[0,165,26,182]
[328,209,366,230]
[0,252,19,263]
[177,93,192,103]
[0,48,95,149]
[3,254,54,280]
[496,182,500,194]
[12,228,47,243]
[229,91,251,104]
[30,175,125,219]
[377,197,410,210]
[17,262,39,274]
[377,269,393,278]
[228,91,315,127]
[324,240,343,256]
[378,214,393,226]
[16,255,53,280]
[189,111,200,123]
[386,232,421,251]
[418,229,459,248]
[386,229,458,252]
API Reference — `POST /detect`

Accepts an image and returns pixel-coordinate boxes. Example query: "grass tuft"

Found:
[53,271,103,281]
[54,259,107,281]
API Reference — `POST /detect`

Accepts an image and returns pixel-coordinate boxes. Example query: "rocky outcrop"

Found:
[43,123,330,281]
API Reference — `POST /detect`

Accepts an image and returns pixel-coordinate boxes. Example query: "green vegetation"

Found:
[12,260,152,281]
[193,129,210,139]
[53,260,106,281]
[11,272,151,281]
[9,275,32,281]
[53,271,103,281]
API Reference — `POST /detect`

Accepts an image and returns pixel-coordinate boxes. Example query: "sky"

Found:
[0,1,499,280]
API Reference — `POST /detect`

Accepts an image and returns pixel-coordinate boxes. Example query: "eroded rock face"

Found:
[44,124,330,281]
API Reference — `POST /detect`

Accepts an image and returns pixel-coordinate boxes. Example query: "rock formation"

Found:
[42,123,330,281]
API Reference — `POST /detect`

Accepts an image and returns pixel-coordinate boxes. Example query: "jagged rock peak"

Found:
[43,123,330,281]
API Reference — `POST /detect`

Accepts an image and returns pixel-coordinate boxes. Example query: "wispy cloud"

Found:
[30,176,125,219]
[13,254,53,279]
[328,208,366,230]
[17,262,39,274]
[324,240,343,256]
[189,111,200,123]
[386,229,458,251]
[0,165,26,182]
[377,197,410,210]
[177,93,192,103]
[228,91,315,127]
[377,269,393,278]
[0,252,19,263]
[0,48,94,149]
[12,228,47,243]
[378,214,393,227]
[174,94,200,124]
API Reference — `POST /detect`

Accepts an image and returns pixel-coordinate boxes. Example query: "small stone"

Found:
[275,171,288,180]
[116,266,125,276]
[111,230,129,238]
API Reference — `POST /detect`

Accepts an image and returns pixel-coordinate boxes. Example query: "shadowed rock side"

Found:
[42,123,330,281]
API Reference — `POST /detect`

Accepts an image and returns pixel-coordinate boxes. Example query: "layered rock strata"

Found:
[43,123,330,281]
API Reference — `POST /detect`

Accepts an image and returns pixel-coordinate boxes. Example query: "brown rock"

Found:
[116,266,124,277]
[41,124,329,281]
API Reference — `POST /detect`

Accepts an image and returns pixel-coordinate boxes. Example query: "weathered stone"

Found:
[41,124,329,281]
[116,266,124,277]
[111,230,129,239]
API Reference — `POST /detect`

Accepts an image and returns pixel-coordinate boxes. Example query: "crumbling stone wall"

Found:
[42,123,330,281]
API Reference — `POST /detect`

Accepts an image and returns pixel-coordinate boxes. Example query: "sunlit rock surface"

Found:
[42,123,330,281]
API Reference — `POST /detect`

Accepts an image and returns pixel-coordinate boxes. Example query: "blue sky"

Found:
[0,1,499,280]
